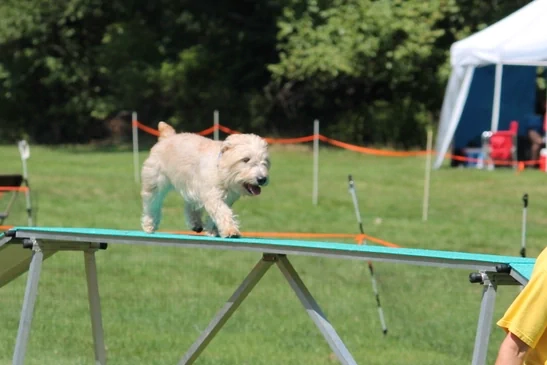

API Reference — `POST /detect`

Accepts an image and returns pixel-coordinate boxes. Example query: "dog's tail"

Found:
[158,121,176,141]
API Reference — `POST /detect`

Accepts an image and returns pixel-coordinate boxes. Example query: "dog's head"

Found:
[218,134,270,196]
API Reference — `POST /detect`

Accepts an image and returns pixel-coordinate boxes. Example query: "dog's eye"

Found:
[242,157,250,163]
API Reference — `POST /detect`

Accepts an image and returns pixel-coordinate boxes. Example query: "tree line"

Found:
[0,0,531,147]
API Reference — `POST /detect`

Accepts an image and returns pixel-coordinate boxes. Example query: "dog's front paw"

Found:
[220,226,240,239]
[192,226,203,233]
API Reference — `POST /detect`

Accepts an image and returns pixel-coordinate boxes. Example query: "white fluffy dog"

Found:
[140,122,270,238]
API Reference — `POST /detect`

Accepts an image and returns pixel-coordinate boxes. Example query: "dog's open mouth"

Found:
[244,183,261,196]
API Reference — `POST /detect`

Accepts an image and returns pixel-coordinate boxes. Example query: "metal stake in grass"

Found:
[348,174,388,335]
[521,193,528,258]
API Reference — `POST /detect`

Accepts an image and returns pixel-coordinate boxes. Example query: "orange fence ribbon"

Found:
[133,120,160,137]
[264,135,315,144]
[355,233,400,248]
[318,135,431,157]
[217,125,241,135]
[0,187,29,192]
[133,121,431,157]
[168,230,400,248]
[132,120,542,166]
[196,126,216,136]
[0,225,400,249]
[446,153,540,167]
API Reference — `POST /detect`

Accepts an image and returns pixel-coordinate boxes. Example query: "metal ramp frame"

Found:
[0,227,536,365]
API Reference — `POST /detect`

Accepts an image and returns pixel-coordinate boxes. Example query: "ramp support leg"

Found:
[178,255,275,365]
[276,255,358,365]
[84,250,107,365]
[179,254,358,365]
[471,274,498,365]
[12,239,44,365]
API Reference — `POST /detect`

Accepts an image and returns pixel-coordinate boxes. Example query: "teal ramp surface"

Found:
[509,263,535,283]
[2,226,536,280]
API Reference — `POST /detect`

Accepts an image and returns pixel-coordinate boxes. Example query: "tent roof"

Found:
[451,0,547,67]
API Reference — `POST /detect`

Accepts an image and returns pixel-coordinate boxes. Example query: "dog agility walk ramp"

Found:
[0,227,536,365]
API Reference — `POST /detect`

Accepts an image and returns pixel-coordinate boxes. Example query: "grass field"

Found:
[1,142,546,365]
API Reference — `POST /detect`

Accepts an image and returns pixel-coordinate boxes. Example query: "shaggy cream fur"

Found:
[140,122,270,238]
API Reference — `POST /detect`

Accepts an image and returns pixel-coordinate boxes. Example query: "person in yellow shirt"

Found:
[495,247,547,365]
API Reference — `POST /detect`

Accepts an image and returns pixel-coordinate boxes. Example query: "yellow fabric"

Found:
[497,248,547,365]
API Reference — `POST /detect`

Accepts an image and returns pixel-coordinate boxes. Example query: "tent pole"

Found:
[490,64,503,132]
[434,66,475,169]
[543,83,547,141]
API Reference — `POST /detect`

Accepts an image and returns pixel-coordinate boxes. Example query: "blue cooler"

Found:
[463,148,483,168]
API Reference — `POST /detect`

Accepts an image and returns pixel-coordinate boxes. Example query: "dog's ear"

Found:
[220,134,239,154]
[220,140,231,154]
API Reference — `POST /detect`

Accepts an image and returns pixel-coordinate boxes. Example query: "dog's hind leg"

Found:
[184,202,204,233]
[141,157,171,233]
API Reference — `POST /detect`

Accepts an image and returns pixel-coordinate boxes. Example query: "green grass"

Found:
[1,143,546,365]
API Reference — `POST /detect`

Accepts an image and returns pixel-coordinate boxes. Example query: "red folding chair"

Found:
[481,121,519,170]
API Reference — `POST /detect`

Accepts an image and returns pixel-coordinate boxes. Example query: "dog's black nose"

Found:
[257,177,268,186]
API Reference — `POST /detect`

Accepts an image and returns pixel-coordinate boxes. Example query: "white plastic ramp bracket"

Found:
[12,238,44,365]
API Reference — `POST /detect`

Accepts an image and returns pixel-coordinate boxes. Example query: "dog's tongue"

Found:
[246,184,261,195]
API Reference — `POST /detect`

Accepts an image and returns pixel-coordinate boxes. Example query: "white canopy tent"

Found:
[434,0,547,169]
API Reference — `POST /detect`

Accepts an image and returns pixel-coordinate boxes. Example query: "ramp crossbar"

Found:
[0,227,536,365]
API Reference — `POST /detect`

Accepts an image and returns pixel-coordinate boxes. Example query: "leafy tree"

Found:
[0,0,535,147]
[266,0,532,147]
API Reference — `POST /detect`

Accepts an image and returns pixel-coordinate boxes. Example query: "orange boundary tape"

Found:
[167,230,400,248]
[196,126,216,136]
[133,121,160,137]
[217,125,240,135]
[447,153,540,167]
[0,225,401,248]
[0,187,29,192]
[265,135,315,144]
[133,121,430,158]
[133,120,542,165]
[317,134,430,157]
[356,234,401,248]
